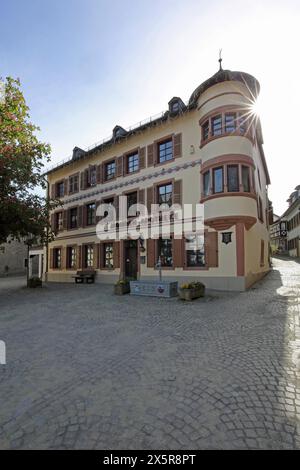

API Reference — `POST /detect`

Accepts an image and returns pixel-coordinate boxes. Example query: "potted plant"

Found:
[179,281,205,301]
[114,279,130,295]
[28,276,42,288]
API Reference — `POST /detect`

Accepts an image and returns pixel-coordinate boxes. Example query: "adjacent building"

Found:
[0,238,27,276]
[283,187,300,257]
[45,65,271,291]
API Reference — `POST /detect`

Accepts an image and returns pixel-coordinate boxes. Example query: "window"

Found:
[69,174,79,194]
[53,248,61,269]
[69,208,78,229]
[186,234,205,267]
[258,197,263,222]
[55,211,63,231]
[67,246,76,269]
[227,165,239,192]
[260,240,264,266]
[202,121,209,140]
[104,243,114,268]
[103,197,114,218]
[105,161,116,180]
[84,245,94,268]
[88,166,97,187]
[127,153,139,173]
[200,110,253,146]
[127,191,138,215]
[242,166,250,192]
[239,115,247,134]
[213,167,223,193]
[56,181,64,198]
[212,115,222,136]
[158,139,173,163]
[203,171,210,196]
[158,238,173,267]
[172,101,179,113]
[158,183,173,207]
[225,113,236,133]
[86,203,96,226]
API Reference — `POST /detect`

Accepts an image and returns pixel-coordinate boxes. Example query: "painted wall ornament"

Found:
[222,232,232,245]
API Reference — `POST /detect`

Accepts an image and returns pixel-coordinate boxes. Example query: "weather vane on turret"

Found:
[218,49,223,71]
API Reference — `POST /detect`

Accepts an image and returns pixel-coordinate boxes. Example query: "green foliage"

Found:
[0,76,58,245]
[180,281,205,290]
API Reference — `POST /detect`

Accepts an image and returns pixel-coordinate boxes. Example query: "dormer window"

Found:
[113,125,127,140]
[172,101,179,113]
[168,97,186,115]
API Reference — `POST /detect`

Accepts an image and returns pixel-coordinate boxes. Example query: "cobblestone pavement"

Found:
[0,258,300,449]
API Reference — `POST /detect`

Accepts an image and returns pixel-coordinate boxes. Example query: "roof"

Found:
[45,67,262,176]
[188,68,260,106]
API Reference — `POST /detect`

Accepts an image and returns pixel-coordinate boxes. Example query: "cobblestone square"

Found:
[0,257,300,449]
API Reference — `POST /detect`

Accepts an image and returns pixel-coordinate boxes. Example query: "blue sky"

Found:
[1,0,300,214]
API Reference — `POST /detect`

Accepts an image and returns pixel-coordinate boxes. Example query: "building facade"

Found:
[0,238,27,276]
[270,215,288,255]
[46,66,271,291]
[283,187,300,258]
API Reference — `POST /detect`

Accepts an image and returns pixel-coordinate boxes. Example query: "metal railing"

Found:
[44,101,189,174]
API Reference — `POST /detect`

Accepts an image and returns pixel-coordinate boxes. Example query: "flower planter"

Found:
[114,283,130,295]
[179,285,205,301]
[27,277,42,288]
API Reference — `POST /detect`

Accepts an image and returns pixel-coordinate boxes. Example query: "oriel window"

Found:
[227,165,239,192]
[203,171,210,196]
[225,113,236,133]
[212,115,222,136]
[242,166,250,192]
[213,167,223,193]
[202,120,209,140]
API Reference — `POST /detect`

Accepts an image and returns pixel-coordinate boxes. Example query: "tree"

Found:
[0,76,58,245]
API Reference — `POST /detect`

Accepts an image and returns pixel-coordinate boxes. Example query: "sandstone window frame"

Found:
[200,106,254,148]
[201,156,256,202]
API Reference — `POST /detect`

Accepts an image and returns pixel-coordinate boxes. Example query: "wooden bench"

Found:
[72,270,96,284]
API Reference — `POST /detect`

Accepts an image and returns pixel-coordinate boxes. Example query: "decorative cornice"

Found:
[205,215,257,231]
[61,158,202,206]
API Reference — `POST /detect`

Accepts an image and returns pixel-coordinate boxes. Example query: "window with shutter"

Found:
[173,238,183,267]
[147,239,155,267]
[158,139,173,163]
[126,152,139,174]
[185,234,205,267]
[147,187,154,215]
[113,242,120,269]
[138,189,145,206]
[139,147,145,169]
[206,231,218,268]
[147,144,154,167]
[173,133,182,159]
[116,156,124,177]
[173,180,182,205]
[96,164,103,184]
